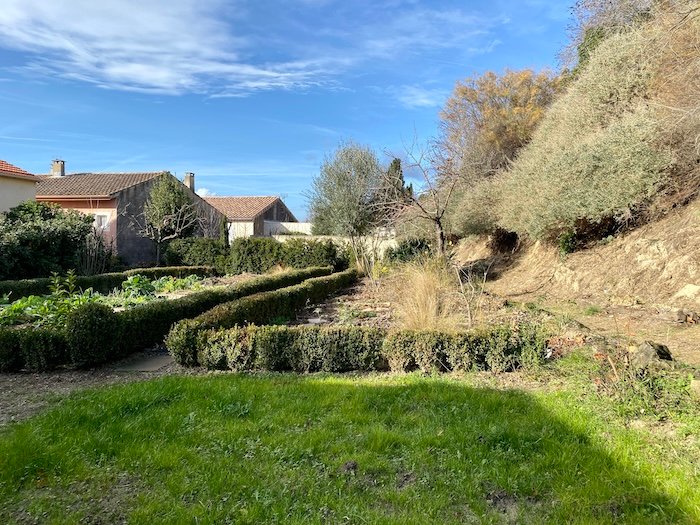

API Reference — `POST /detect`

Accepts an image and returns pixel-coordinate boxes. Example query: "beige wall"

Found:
[229,221,255,241]
[0,177,36,213]
[264,221,313,236]
[36,197,118,246]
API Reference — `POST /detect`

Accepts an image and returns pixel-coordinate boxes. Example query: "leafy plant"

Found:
[121,275,156,298]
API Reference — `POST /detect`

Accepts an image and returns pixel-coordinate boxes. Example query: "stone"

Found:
[628,341,673,370]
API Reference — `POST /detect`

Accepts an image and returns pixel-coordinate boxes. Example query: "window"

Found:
[93,214,109,230]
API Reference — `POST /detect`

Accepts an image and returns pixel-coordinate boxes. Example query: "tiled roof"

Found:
[36,172,166,197]
[204,196,280,220]
[0,160,39,181]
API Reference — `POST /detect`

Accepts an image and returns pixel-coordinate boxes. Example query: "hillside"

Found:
[458,197,700,363]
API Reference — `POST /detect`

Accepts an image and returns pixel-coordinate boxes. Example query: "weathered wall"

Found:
[0,177,36,212]
[116,180,158,266]
[262,201,295,222]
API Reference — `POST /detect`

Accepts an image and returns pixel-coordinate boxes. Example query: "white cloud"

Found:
[390,85,449,109]
[196,187,217,197]
[0,0,325,95]
[0,1,508,97]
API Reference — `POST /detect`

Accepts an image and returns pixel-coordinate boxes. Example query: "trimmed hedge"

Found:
[0,266,217,300]
[181,323,549,373]
[166,269,360,365]
[0,266,332,372]
[164,238,229,274]
[229,237,347,274]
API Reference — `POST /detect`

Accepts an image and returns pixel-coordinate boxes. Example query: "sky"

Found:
[0,0,571,219]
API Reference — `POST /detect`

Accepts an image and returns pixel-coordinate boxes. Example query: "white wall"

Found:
[228,221,255,242]
[0,177,36,213]
[264,221,313,236]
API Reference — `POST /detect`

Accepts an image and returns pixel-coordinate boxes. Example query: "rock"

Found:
[674,309,699,324]
[628,341,673,370]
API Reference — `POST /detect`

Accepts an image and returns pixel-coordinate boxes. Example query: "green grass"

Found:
[1,362,699,523]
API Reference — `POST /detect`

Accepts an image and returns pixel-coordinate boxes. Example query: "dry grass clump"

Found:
[389,258,464,331]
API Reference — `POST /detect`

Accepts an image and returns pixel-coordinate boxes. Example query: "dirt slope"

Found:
[458,199,700,363]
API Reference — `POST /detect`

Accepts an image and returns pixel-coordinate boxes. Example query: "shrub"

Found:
[497,26,673,240]
[185,323,548,374]
[0,201,94,280]
[165,320,209,368]
[282,238,346,271]
[164,238,229,274]
[65,303,118,367]
[167,269,359,364]
[0,328,22,372]
[383,238,432,263]
[229,238,284,274]
[19,328,68,372]
[228,237,346,274]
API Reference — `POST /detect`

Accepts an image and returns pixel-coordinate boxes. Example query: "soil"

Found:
[455,199,700,365]
[0,347,206,428]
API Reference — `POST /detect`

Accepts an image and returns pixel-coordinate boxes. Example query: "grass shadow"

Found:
[0,373,696,523]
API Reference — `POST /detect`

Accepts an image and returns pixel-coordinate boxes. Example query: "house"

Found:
[204,196,308,241]
[0,160,40,213]
[36,160,225,266]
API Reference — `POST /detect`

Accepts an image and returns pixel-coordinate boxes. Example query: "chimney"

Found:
[51,159,65,177]
[184,172,195,191]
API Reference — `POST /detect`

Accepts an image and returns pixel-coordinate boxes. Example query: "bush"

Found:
[185,323,548,374]
[282,238,346,271]
[164,238,229,274]
[0,328,21,372]
[0,201,94,280]
[229,238,284,274]
[384,238,432,263]
[228,237,347,274]
[0,266,217,300]
[65,303,118,367]
[19,328,68,372]
[167,269,359,364]
[497,26,673,241]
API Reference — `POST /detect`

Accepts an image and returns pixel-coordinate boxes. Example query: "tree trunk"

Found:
[435,220,446,255]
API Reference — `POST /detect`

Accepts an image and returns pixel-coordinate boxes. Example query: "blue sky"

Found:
[0,0,570,219]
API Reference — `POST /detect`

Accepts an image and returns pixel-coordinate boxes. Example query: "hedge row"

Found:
[0,265,217,300]
[166,269,360,365]
[171,323,549,374]
[165,237,348,275]
[0,267,332,372]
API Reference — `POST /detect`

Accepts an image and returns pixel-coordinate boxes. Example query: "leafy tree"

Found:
[0,201,94,280]
[440,69,560,175]
[308,142,385,237]
[136,174,202,263]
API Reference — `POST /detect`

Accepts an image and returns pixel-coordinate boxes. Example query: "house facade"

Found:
[204,196,303,242]
[36,161,225,266]
[0,160,39,213]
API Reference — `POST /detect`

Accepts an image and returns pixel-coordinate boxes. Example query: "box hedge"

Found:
[228,237,347,274]
[184,323,548,374]
[164,238,229,274]
[0,266,332,372]
[166,269,360,365]
[0,265,217,300]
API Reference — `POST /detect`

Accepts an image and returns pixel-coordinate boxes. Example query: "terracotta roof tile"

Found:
[0,160,39,181]
[36,172,166,197]
[204,196,280,220]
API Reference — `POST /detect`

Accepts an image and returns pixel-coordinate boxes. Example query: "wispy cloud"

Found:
[388,85,449,109]
[196,187,217,197]
[0,0,325,96]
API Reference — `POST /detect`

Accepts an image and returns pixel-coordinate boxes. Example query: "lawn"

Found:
[1,355,699,524]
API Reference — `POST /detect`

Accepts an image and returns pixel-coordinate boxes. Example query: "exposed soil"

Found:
[0,347,205,428]
[455,199,700,365]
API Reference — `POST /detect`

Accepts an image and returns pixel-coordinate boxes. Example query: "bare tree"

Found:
[379,140,460,255]
[129,175,205,263]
